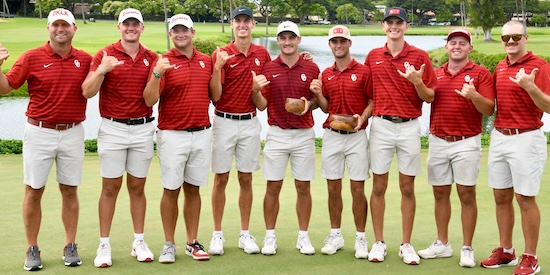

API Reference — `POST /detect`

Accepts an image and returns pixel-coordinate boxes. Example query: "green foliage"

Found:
[335,3,360,24]
[193,38,224,56]
[84,139,97,153]
[531,14,548,27]
[0,139,23,154]
[0,80,28,97]
[429,49,508,73]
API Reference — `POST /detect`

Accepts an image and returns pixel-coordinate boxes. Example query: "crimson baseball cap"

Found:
[231,6,253,19]
[447,28,472,43]
[383,7,408,22]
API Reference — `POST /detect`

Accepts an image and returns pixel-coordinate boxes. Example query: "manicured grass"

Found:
[1,150,550,274]
[1,18,550,69]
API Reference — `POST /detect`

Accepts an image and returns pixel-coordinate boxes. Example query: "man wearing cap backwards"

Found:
[480,20,550,275]
[416,29,494,268]
[363,7,437,265]
[82,8,157,267]
[0,8,91,271]
[143,14,212,263]
[208,6,271,255]
[251,21,319,256]
[308,25,373,259]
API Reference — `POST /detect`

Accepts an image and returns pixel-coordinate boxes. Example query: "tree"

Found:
[388,0,448,24]
[468,0,505,41]
[335,3,360,25]
[282,0,318,24]
[530,14,547,26]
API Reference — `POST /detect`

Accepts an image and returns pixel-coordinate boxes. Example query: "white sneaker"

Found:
[321,234,344,255]
[158,241,176,263]
[418,240,453,259]
[131,240,154,262]
[208,233,225,255]
[354,236,369,259]
[261,235,277,255]
[368,241,387,262]
[296,235,315,255]
[399,243,420,265]
[94,243,112,268]
[459,247,476,268]
[238,234,260,254]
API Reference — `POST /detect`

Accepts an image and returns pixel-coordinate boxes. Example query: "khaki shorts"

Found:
[97,118,155,178]
[427,134,481,186]
[488,129,546,196]
[262,126,315,181]
[321,129,370,181]
[369,116,421,176]
[157,129,212,189]
[23,123,84,189]
[211,115,261,173]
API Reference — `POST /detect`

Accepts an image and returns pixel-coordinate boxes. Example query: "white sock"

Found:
[356,231,365,238]
[503,247,515,254]
[266,229,275,237]
[240,230,250,236]
[100,237,110,246]
[331,228,341,236]
[298,230,308,237]
[134,233,144,242]
[213,230,223,236]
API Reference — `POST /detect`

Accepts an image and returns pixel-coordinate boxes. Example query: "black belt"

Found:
[215,110,254,120]
[328,128,356,135]
[106,116,155,125]
[183,124,212,132]
[379,115,415,123]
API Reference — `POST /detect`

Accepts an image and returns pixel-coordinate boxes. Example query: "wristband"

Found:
[98,65,107,76]
[152,69,162,79]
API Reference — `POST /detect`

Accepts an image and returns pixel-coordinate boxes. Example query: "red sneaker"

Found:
[480,247,518,268]
[186,241,210,261]
[514,254,541,275]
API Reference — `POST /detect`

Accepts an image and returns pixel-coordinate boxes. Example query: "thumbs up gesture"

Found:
[99,50,124,74]
[252,70,270,94]
[309,73,323,95]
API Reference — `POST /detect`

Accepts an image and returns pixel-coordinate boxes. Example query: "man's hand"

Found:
[510,67,538,91]
[398,63,426,86]
[99,50,124,73]
[309,73,322,95]
[154,54,175,75]
[251,71,270,93]
[0,43,9,67]
[455,79,480,100]
[214,46,235,70]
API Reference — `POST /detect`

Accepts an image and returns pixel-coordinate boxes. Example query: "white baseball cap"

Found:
[328,25,351,40]
[118,8,143,24]
[277,21,300,36]
[169,14,193,30]
[47,8,75,25]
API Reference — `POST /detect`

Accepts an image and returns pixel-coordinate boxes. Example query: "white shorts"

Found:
[369,116,421,176]
[488,129,547,196]
[211,115,261,173]
[23,122,84,189]
[427,134,482,186]
[157,129,211,189]
[321,129,370,181]
[97,118,155,178]
[262,126,315,181]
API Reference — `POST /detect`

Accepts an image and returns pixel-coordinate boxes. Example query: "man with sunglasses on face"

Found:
[309,25,373,259]
[82,8,157,267]
[480,20,550,275]
[417,29,495,268]
[363,7,437,265]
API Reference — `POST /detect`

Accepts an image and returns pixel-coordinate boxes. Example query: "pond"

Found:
[3,35,531,140]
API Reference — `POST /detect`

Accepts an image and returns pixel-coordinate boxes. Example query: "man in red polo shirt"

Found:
[0,8,91,271]
[416,29,495,268]
[251,21,319,256]
[480,20,550,275]
[364,7,437,265]
[81,8,157,267]
[309,25,373,259]
[143,14,211,263]
[208,6,271,255]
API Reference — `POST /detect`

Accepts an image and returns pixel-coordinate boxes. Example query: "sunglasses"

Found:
[501,34,523,42]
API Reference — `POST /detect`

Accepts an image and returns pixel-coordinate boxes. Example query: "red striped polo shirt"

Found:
[212,42,271,114]
[157,47,212,130]
[321,59,372,129]
[364,42,437,118]
[493,51,550,129]
[260,56,320,129]
[91,40,157,119]
[6,42,92,123]
[430,61,495,137]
